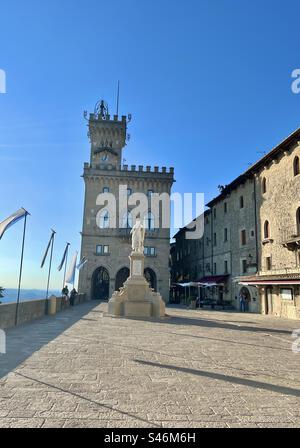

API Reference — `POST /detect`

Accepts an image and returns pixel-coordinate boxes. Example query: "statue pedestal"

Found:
[108,251,165,318]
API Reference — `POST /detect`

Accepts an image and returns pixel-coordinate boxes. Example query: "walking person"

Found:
[239,291,245,312]
[62,285,69,309]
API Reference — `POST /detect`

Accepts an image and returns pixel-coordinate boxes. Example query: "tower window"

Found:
[147,190,154,198]
[213,208,217,219]
[213,233,217,246]
[103,187,109,193]
[127,188,132,196]
[240,196,244,209]
[294,156,300,176]
[98,209,110,229]
[262,177,267,194]
[144,246,156,256]
[241,229,247,246]
[144,212,155,230]
[224,228,228,242]
[96,244,109,255]
[122,211,133,229]
[264,220,270,239]
[224,202,227,213]
[266,257,272,271]
[296,207,300,235]
[224,260,228,274]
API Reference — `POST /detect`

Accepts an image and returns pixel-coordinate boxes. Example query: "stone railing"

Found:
[0,294,87,330]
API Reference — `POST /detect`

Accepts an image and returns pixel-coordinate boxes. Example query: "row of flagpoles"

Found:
[0,208,88,325]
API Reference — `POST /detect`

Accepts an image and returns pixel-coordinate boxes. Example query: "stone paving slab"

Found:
[0,302,299,428]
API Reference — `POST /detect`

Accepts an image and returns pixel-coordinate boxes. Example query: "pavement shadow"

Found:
[14,372,161,428]
[134,359,300,398]
[162,314,293,335]
[0,302,99,380]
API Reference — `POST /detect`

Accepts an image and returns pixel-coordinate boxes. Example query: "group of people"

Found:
[61,285,78,307]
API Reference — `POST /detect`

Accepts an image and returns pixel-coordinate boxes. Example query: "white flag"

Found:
[65,251,78,284]
[0,208,28,240]
[77,256,88,271]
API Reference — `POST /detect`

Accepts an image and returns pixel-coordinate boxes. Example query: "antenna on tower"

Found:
[116,80,120,116]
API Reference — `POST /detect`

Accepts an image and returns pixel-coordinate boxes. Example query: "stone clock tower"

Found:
[78,99,174,302]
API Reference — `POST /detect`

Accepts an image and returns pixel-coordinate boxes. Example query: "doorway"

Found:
[91,267,110,300]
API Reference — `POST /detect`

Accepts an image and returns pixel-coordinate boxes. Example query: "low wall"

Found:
[0,294,87,330]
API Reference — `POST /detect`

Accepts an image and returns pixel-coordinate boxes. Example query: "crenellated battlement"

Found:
[84,162,174,175]
[89,113,127,123]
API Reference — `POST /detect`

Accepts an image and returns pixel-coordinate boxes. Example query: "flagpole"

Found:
[15,211,28,326]
[45,230,56,303]
[62,243,69,290]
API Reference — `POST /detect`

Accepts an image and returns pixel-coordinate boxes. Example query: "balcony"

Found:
[279,225,300,251]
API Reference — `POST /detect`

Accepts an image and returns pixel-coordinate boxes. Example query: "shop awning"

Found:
[237,273,300,286]
[196,275,230,287]
[239,280,300,286]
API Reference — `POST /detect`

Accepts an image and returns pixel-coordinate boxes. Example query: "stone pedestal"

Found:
[108,251,165,318]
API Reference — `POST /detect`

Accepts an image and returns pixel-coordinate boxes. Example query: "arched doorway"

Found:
[115,267,130,291]
[240,286,251,301]
[92,267,110,300]
[144,268,157,291]
[240,286,251,312]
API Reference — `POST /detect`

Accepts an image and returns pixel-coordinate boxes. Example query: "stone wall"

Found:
[0,294,87,330]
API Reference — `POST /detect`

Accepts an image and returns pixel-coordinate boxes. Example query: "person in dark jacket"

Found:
[70,288,78,307]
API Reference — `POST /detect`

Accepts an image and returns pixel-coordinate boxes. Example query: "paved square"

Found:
[0,302,299,428]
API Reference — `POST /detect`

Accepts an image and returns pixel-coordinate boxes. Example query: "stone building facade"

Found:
[78,101,174,302]
[241,129,300,319]
[171,127,300,319]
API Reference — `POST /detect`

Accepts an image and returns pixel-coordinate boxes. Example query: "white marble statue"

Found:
[130,218,145,253]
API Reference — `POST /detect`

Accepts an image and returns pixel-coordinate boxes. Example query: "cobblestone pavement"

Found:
[0,302,300,428]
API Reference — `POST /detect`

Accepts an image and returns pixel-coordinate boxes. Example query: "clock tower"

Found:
[79,99,174,303]
[87,99,129,169]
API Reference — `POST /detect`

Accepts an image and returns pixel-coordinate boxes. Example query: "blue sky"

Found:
[0,0,300,290]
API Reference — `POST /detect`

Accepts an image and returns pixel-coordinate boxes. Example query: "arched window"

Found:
[264,220,270,239]
[103,187,109,193]
[297,207,300,236]
[98,209,110,228]
[144,212,155,230]
[122,211,133,229]
[262,177,267,194]
[144,267,157,291]
[294,156,300,176]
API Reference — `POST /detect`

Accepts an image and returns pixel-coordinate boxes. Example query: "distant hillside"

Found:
[0,289,61,303]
